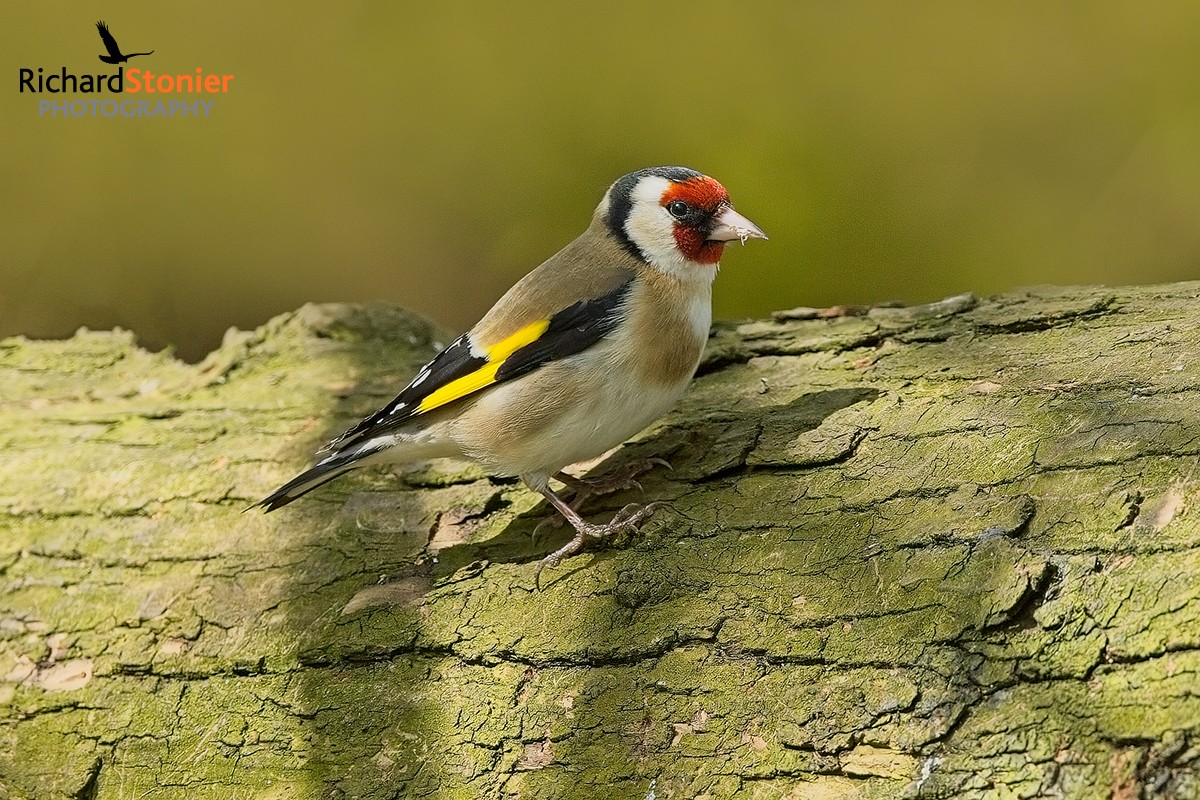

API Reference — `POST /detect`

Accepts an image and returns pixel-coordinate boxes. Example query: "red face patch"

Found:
[661,177,731,264]
[662,176,730,213]
[671,228,724,264]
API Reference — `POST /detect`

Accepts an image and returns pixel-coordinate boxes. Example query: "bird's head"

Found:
[602,166,767,278]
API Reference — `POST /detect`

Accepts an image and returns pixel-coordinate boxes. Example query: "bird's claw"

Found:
[533,502,664,590]
[556,457,673,505]
[534,459,672,549]
[608,501,663,529]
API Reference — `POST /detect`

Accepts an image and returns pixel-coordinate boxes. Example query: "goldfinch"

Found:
[255,166,766,580]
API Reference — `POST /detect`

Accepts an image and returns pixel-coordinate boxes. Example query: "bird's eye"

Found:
[666,200,690,220]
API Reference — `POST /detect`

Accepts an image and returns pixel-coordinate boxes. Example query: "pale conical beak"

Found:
[707,205,768,244]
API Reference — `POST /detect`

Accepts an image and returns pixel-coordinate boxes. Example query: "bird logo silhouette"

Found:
[95,21,154,64]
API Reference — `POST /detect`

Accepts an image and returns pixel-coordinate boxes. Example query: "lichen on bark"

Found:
[2,285,1200,798]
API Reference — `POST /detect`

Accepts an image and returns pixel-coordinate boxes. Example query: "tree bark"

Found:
[3,284,1199,799]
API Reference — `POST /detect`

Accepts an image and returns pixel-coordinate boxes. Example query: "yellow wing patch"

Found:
[484,318,550,361]
[416,319,550,413]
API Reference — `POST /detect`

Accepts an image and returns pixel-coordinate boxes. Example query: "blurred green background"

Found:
[3,2,1199,361]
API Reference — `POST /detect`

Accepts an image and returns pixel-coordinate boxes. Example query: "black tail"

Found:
[250,452,362,512]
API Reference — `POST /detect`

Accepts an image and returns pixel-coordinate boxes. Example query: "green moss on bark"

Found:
[4,286,1200,798]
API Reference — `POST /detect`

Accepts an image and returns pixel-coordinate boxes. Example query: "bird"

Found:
[95,21,154,64]
[254,166,766,583]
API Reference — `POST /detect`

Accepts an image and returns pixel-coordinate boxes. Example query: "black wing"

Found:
[326,278,635,452]
[322,331,485,451]
[493,282,633,382]
[96,21,122,58]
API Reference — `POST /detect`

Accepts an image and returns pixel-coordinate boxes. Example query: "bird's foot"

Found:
[532,458,671,545]
[556,457,672,506]
[534,502,664,589]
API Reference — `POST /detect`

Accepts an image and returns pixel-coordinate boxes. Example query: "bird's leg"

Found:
[533,458,671,543]
[534,485,662,589]
[554,457,672,506]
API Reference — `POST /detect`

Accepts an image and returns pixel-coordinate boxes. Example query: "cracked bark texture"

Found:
[3,284,1200,799]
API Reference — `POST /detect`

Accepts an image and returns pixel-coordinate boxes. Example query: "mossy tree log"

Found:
[3,284,1200,799]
